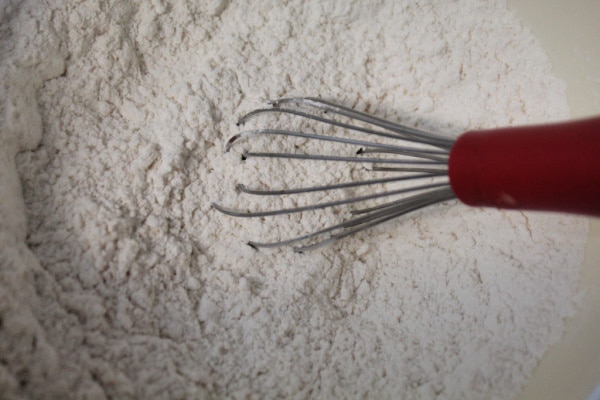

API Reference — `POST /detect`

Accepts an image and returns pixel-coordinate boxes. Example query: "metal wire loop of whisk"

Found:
[212,97,457,252]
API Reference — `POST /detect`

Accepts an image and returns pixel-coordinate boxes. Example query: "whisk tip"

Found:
[224,135,241,152]
[211,202,232,215]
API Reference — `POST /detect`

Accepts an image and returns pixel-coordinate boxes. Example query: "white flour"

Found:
[0,0,589,399]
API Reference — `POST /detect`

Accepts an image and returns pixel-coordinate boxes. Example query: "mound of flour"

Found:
[0,0,588,399]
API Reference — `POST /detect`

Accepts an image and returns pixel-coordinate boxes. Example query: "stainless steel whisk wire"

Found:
[212,97,457,252]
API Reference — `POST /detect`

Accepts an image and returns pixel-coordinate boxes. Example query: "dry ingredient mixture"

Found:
[0,0,590,399]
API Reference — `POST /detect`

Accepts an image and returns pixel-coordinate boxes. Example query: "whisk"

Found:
[213,97,600,252]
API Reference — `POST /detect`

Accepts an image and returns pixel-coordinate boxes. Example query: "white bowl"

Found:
[508,1,600,399]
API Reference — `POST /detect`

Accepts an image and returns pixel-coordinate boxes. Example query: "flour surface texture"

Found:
[0,1,589,399]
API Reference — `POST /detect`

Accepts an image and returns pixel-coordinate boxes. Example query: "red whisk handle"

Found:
[448,116,600,217]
